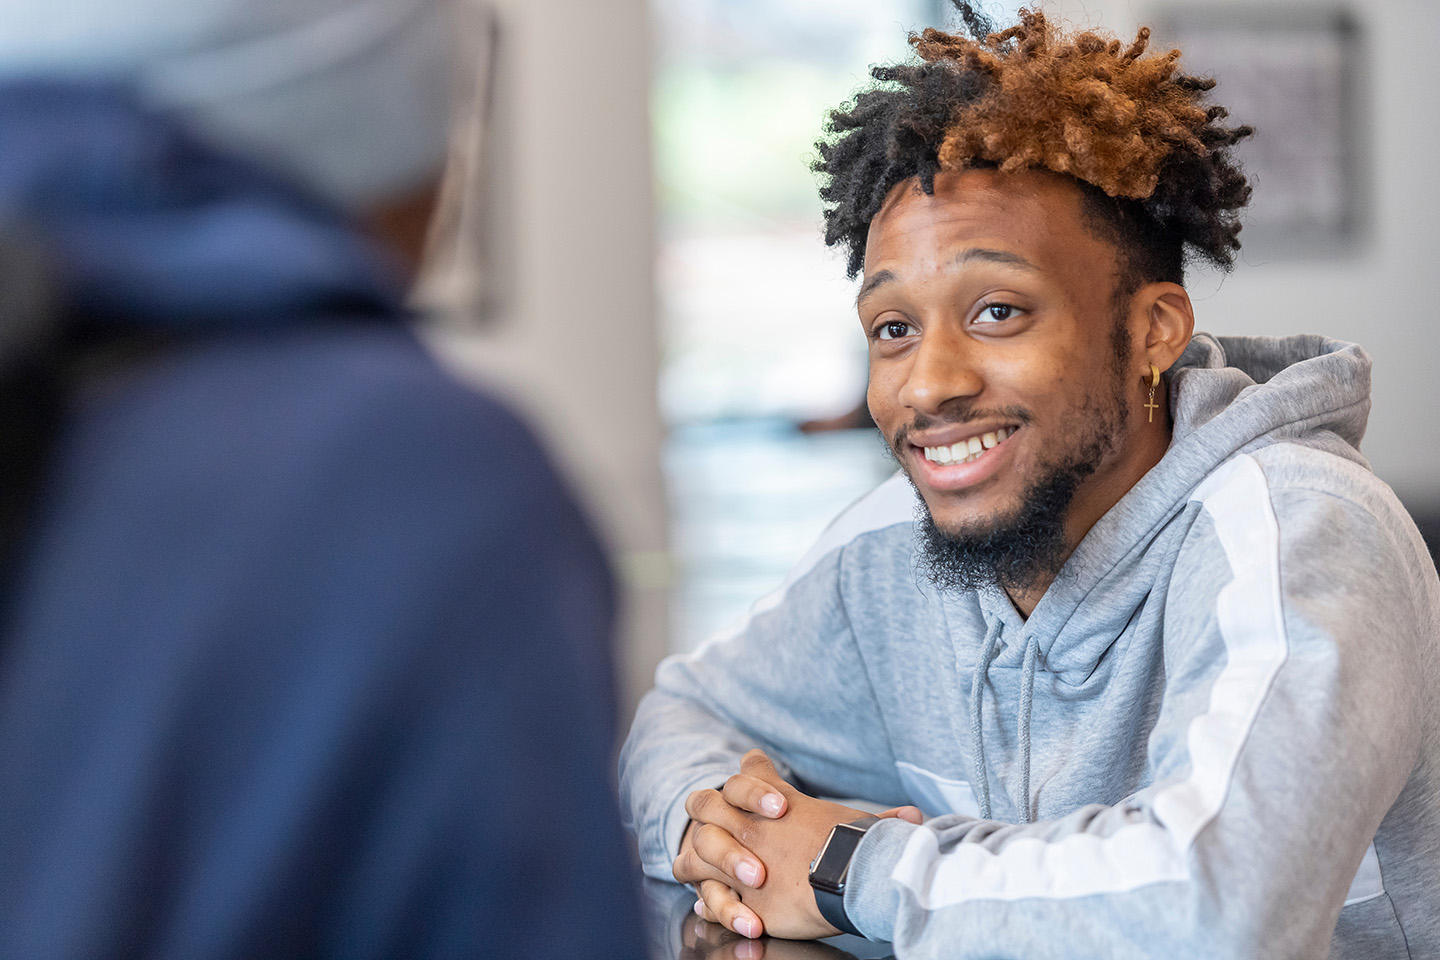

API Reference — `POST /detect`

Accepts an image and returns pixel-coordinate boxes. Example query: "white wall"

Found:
[1043,0,1440,505]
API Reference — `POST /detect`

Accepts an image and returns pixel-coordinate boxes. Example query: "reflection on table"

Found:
[642,879,896,960]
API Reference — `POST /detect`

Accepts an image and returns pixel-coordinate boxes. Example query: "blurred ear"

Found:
[361,174,443,279]
[1131,281,1194,374]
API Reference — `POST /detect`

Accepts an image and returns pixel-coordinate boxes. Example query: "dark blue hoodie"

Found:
[0,81,645,960]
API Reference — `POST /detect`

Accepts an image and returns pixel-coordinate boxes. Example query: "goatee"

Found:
[907,395,1126,594]
[912,463,1086,594]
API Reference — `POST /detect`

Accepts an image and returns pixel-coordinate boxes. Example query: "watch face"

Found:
[809,823,868,895]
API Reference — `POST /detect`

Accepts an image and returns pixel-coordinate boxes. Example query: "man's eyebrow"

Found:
[954,247,1040,271]
[856,249,1039,308]
[855,269,896,308]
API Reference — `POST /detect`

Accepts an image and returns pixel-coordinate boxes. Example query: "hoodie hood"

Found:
[1170,333,1370,461]
[989,332,1373,680]
[962,331,1373,822]
[0,79,406,332]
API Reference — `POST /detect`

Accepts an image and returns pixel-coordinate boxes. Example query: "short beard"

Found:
[908,318,1133,595]
[913,441,1101,594]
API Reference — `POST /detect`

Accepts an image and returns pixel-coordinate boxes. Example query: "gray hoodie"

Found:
[620,334,1440,959]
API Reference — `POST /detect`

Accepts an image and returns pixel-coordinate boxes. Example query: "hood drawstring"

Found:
[1016,633,1040,824]
[968,619,1003,820]
[969,620,1042,824]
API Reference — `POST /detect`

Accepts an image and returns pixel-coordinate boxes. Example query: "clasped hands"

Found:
[672,749,922,941]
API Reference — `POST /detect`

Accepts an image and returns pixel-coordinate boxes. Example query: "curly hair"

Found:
[814,3,1254,291]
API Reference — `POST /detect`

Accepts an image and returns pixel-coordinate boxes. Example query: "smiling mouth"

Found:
[920,426,1018,465]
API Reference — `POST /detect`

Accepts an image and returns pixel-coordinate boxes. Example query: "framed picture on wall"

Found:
[1153,8,1364,258]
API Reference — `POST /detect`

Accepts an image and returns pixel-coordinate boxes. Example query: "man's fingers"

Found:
[698,878,765,940]
[685,786,749,830]
[685,787,720,823]
[674,837,729,886]
[722,772,788,819]
[738,748,787,789]
[692,821,766,888]
[679,787,770,887]
[673,818,733,886]
[878,804,924,824]
[686,916,766,960]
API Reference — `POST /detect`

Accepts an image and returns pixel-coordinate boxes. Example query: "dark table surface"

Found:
[642,879,896,960]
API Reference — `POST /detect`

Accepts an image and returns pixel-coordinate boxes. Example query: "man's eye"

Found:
[877,320,913,340]
[977,303,1017,323]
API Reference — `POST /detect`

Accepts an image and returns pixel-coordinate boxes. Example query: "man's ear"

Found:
[1131,281,1194,374]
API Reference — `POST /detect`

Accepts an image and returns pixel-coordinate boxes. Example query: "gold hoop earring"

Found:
[1145,364,1161,424]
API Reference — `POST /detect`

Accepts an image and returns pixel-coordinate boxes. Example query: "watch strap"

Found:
[809,815,880,937]
[813,883,858,937]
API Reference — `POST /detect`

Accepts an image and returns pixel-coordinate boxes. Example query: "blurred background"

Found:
[424,0,1440,721]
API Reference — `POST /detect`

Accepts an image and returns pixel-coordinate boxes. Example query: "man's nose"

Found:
[896,326,982,416]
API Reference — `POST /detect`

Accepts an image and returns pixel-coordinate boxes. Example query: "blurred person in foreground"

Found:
[0,1,644,957]
[621,5,1440,958]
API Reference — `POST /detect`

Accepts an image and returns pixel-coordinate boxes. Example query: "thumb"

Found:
[877,805,924,825]
[739,748,787,789]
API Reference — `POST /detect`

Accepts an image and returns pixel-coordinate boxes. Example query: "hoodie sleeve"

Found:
[840,453,1432,958]
[619,498,914,881]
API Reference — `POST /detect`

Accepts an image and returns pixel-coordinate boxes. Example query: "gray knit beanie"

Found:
[0,0,453,209]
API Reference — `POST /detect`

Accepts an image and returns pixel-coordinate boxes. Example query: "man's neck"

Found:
[1005,415,1174,619]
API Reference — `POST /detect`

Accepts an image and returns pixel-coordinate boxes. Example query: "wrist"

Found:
[808,815,881,937]
[841,817,918,942]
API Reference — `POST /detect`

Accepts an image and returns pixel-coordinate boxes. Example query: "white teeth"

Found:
[923,426,1016,465]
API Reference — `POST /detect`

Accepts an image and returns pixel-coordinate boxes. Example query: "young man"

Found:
[620,7,1440,958]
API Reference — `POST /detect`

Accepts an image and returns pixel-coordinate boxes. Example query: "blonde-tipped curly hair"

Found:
[815,3,1253,284]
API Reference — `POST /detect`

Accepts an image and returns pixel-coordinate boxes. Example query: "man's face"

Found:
[859,168,1146,586]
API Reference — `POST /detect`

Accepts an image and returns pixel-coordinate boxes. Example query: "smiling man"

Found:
[862,166,1185,616]
[620,6,1440,958]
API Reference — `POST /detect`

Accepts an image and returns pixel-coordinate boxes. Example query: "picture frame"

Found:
[1152,8,1365,259]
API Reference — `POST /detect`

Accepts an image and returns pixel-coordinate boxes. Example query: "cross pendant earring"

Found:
[1145,363,1161,424]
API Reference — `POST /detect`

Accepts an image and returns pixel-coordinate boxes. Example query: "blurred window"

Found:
[656,0,934,425]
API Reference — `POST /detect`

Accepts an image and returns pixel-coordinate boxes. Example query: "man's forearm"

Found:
[618,686,767,879]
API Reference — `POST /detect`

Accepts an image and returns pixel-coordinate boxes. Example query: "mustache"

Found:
[891,404,1033,451]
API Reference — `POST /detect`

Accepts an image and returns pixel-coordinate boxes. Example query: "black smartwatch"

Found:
[808,815,880,937]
